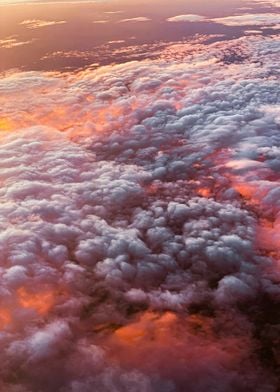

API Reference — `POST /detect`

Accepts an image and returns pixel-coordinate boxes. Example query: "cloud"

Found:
[20,19,66,29]
[212,13,280,26]
[244,29,263,34]
[251,0,280,6]
[0,34,279,391]
[93,15,150,25]
[107,40,126,44]
[41,50,98,61]
[166,12,280,28]
[118,17,151,23]
[104,10,124,14]
[44,35,218,69]
[92,20,109,24]
[167,14,206,22]
[0,36,34,48]
[2,0,98,4]
[264,23,280,29]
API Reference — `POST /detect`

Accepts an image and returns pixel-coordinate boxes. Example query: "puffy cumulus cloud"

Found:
[0,34,279,391]
[20,19,66,29]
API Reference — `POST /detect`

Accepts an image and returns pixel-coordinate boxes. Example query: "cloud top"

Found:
[0,33,279,391]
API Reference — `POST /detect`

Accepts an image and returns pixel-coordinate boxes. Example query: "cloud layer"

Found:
[0,34,279,391]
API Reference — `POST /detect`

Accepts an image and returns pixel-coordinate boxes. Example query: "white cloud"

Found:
[118,17,151,23]
[0,36,34,48]
[20,19,66,29]
[104,10,124,14]
[107,40,126,45]
[0,34,279,391]
[244,29,263,34]
[92,20,109,24]
[167,14,206,22]
[166,12,280,28]
[251,0,280,6]
[2,0,98,3]
[212,13,280,26]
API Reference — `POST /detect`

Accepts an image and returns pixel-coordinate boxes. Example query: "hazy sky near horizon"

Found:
[0,0,279,71]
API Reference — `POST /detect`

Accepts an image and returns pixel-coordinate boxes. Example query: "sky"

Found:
[0,0,279,71]
[0,1,280,392]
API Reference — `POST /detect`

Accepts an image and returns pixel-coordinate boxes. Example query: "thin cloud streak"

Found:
[20,19,67,29]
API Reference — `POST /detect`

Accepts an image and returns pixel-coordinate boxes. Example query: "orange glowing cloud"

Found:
[0,308,12,330]
[234,182,258,200]
[197,187,212,198]
[0,117,14,132]
[114,311,177,345]
[256,220,280,263]
[107,310,251,378]
[17,287,56,315]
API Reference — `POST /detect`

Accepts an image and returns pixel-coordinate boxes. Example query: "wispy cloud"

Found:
[2,0,98,4]
[92,20,109,24]
[107,40,126,44]
[20,19,66,29]
[0,36,34,48]
[167,12,280,28]
[244,29,263,34]
[212,13,280,26]
[104,11,124,15]
[167,14,206,22]
[251,0,280,6]
[118,17,151,23]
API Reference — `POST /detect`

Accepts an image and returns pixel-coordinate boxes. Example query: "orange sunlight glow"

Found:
[233,182,259,201]
[0,117,14,132]
[114,311,177,345]
[0,308,12,329]
[223,159,280,273]
[197,187,212,198]
[17,287,56,315]
[113,311,220,347]
[106,310,251,377]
